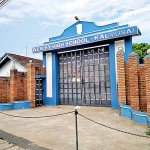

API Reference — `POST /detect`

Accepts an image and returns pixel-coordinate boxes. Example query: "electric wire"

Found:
[0,111,74,118]
[0,0,12,9]
[78,113,150,138]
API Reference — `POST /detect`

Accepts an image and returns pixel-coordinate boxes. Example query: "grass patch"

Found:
[145,129,150,136]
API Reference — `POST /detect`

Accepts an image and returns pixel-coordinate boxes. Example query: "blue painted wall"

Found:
[43,52,58,106]
[51,53,59,105]
[43,52,47,105]
[109,42,119,109]
[125,36,132,62]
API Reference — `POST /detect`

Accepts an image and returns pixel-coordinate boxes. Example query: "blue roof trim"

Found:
[44,24,129,44]
[48,21,119,42]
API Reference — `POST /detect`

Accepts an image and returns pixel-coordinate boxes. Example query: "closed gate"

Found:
[35,79,43,106]
[58,46,111,106]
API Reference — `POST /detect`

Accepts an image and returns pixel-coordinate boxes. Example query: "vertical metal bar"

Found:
[80,50,82,105]
[75,109,78,150]
[58,55,60,104]
[59,55,62,105]
[35,79,37,106]
[62,54,65,104]
[38,79,40,105]
[66,53,69,104]
[75,52,78,105]
[88,49,91,105]
[98,47,102,106]
[82,50,85,105]
[71,52,74,105]
[42,80,44,105]
[107,47,111,105]
[105,47,111,106]
[39,79,40,105]
[104,48,108,106]
[93,49,96,106]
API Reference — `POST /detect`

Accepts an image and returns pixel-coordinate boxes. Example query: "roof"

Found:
[0,53,43,68]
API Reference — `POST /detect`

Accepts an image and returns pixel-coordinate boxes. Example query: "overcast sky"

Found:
[0,0,150,59]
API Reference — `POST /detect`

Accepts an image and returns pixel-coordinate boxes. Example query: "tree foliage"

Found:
[132,43,150,63]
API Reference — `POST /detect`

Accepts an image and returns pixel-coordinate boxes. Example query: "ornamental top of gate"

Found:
[32,21,141,53]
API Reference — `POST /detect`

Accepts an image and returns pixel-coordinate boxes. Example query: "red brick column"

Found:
[144,55,150,116]
[116,50,126,104]
[128,53,139,111]
[27,62,35,108]
[125,62,131,105]
[10,68,18,102]
[138,65,146,112]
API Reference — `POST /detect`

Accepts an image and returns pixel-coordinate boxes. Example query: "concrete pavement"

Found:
[0,106,150,150]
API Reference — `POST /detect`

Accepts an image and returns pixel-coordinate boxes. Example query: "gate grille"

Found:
[58,46,111,106]
[35,79,43,106]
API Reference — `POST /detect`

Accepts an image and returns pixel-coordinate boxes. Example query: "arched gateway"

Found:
[33,21,141,109]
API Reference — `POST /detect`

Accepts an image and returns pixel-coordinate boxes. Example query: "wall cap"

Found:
[10,68,17,71]
[139,64,144,66]
[116,50,124,54]
[128,52,138,56]
[144,54,150,59]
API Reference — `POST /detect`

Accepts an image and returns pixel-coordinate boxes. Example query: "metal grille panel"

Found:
[35,79,43,106]
[58,46,111,106]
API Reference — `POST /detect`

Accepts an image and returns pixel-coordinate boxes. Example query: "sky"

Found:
[0,0,150,59]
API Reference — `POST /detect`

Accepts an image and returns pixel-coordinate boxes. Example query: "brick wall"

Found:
[27,63,35,108]
[16,72,28,100]
[117,52,150,116]
[7,69,28,102]
[144,55,150,116]
[125,62,130,105]
[138,65,147,112]
[35,67,45,74]
[128,54,139,111]
[0,65,45,105]
[116,50,126,104]
[0,77,10,103]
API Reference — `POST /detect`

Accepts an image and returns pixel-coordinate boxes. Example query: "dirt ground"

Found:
[0,106,150,150]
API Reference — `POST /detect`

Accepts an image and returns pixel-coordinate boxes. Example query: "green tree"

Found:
[132,43,150,63]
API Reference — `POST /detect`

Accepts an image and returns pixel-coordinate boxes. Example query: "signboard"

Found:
[32,26,139,53]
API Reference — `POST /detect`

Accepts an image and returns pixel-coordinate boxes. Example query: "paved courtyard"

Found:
[0,139,25,150]
[0,106,150,150]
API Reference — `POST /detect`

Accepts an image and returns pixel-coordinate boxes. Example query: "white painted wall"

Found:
[46,53,52,97]
[0,60,26,77]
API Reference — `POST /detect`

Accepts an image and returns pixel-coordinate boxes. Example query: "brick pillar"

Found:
[27,62,35,108]
[128,53,139,111]
[144,54,150,116]
[116,50,126,104]
[138,65,146,112]
[125,62,130,105]
[10,68,18,102]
